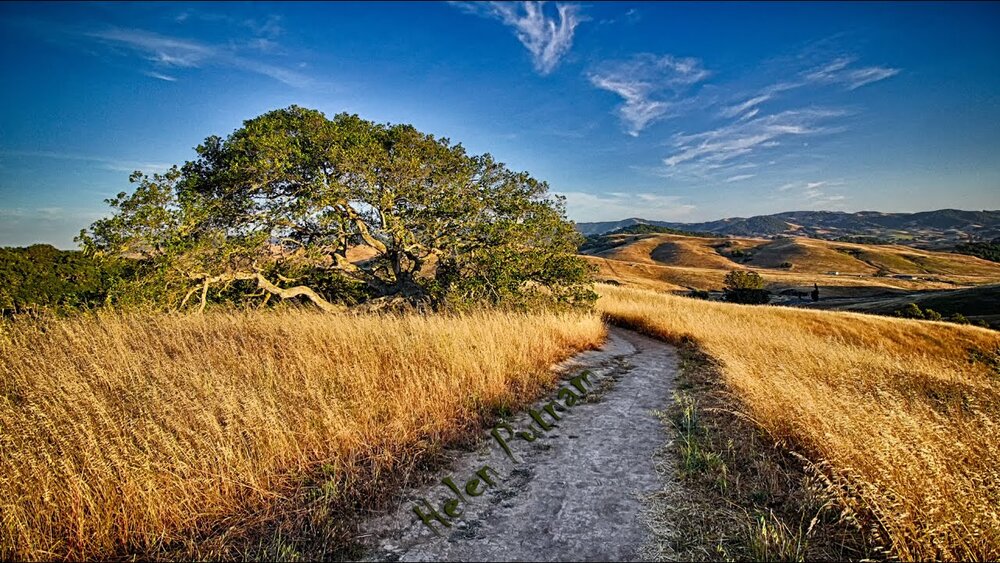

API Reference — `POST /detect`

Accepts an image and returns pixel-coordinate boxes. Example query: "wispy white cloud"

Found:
[719,54,898,123]
[87,26,311,87]
[0,149,173,174]
[844,66,900,90]
[558,190,696,222]
[722,80,802,119]
[643,44,899,188]
[803,191,848,207]
[665,108,846,168]
[454,1,583,75]
[589,53,710,136]
[90,28,212,68]
[228,56,312,87]
[771,180,848,207]
[805,57,854,82]
[143,71,177,82]
[805,56,899,90]
[737,107,760,121]
[720,94,771,119]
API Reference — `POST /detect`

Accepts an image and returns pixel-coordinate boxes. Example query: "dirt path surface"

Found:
[359,327,678,562]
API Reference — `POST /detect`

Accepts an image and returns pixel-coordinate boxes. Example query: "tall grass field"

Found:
[0,309,605,560]
[597,284,1000,561]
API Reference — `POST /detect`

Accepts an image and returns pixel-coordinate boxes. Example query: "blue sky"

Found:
[2,1,999,248]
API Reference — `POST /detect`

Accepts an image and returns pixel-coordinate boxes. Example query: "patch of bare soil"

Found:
[358,328,679,561]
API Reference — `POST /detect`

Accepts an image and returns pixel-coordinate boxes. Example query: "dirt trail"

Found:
[360,327,678,562]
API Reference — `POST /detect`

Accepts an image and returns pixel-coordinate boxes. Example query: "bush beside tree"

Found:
[0,245,125,315]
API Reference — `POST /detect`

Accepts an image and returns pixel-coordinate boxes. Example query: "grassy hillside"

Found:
[584,256,963,299]
[586,234,749,270]
[597,284,1000,561]
[650,240,750,270]
[590,233,1000,278]
[0,309,604,560]
[583,233,1000,301]
[753,238,873,273]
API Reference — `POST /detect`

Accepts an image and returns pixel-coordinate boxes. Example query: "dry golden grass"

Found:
[596,284,1000,561]
[751,237,875,273]
[589,233,755,270]
[587,233,1000,286]
[0,308,604,560]
[583,255,961,298]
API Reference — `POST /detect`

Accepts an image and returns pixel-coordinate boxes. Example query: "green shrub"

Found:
[723,270,771,305]
[895,303,925,319]
[0,245,123,315]
[949,313,970,325]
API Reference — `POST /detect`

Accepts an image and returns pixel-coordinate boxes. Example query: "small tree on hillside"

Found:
[723,270,770,304]
[895,303,925,319]
[949,313,970,324]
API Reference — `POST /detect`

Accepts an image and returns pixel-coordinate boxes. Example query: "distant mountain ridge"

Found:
[575,209,1000,247]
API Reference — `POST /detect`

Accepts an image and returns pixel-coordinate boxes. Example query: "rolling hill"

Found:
[575,208,1000,247]
[582,232,1000,299]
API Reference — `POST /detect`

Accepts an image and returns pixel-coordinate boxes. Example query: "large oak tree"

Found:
[78,106,594,311]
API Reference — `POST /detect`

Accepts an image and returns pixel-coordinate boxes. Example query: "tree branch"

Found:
[198,278,210,314]
[179,286,200,311]
[253,273,345,313]
[184,271,345,313]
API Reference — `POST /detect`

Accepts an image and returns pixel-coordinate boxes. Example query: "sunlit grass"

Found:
[0,308,604,560]
[597,284,1000,561]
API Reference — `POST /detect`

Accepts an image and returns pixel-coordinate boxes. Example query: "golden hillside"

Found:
[597,284,1000,561]
[584,233,1000,296]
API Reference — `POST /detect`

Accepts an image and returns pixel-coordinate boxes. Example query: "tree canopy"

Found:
[78,106,595,312]
[722,270,770,304]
